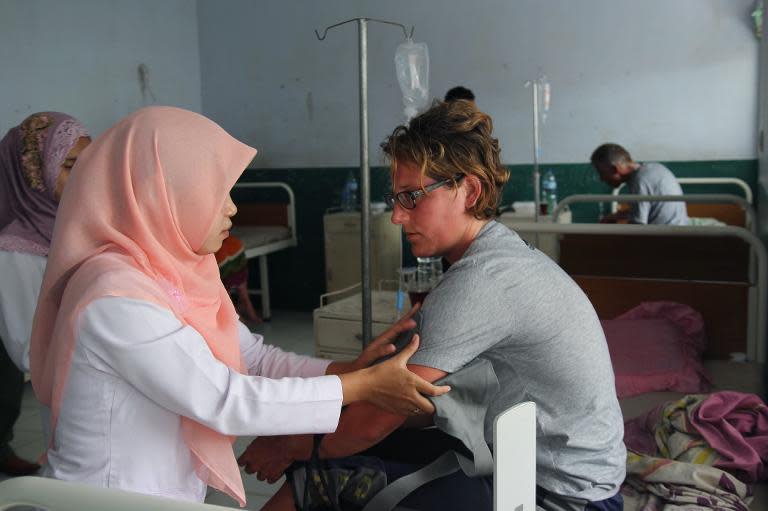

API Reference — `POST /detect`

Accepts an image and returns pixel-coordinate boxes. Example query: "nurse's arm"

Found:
[237,364,447,479]
[318,364,447,458]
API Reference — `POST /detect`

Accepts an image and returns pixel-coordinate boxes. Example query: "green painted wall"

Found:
[239,160,758,311]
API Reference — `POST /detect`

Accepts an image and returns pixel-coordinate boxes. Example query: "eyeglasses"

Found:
[384,174,465,210]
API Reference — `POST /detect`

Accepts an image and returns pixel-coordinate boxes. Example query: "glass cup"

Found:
[398,258,443,307]
[416,257,442,288]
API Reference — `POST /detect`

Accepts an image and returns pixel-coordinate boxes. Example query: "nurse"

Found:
[0,111,90,476]
[29,106,447,505]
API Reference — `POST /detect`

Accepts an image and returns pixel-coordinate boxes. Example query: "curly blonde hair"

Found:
[381,100,509,219]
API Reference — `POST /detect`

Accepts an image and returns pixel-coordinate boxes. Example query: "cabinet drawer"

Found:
[315,317,389,353]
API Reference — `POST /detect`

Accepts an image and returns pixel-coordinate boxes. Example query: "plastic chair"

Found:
[0,476,234,511]
[494,401,536,511]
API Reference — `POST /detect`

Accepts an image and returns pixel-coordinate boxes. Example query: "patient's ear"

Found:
[463,175,482,209]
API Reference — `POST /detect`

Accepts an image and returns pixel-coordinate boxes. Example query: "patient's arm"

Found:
[237,364,447,482]
[599,209,630,223]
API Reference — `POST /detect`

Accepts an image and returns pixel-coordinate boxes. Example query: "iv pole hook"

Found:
[315,18,413,41]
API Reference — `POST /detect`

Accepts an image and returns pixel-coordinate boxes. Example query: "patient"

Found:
[239,100,626,511]
[590,143,689,225]
[215,234,261,324]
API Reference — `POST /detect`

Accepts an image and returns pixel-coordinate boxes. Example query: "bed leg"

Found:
[259,255,271,321]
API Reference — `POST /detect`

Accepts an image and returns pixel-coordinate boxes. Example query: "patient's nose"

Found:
[391,202,408,225]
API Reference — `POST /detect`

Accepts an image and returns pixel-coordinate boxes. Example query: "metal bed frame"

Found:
[508,222,767,364]
[611,176,754,207]
[231,182,298,320]
[553,193,756,233]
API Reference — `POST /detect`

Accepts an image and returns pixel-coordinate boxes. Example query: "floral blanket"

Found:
[621,392,768,510]
[622,450,751,510]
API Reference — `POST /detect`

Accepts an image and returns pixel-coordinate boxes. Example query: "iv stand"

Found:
[316,18,414,346]
[524,79,542,223]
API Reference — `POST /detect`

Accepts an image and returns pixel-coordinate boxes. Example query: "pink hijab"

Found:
[29,106,256,505]
[0,112,89,255]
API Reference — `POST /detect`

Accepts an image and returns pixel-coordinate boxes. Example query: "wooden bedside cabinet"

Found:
[313,290,399,360]
[323,211,401,293]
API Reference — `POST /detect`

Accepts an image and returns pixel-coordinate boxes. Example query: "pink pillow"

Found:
[601,302,711,399]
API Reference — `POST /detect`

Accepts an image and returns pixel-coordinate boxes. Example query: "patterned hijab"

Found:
[0,112,89,256]
[30,106,257,506]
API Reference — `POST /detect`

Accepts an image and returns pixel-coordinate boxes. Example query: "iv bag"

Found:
[395,39,429,121]
[539,75,551,124]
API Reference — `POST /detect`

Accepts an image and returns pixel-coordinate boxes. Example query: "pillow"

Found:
[601,302,711,399]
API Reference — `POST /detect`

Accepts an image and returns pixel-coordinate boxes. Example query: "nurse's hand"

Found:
[353,303,420,370]
[325,304,419,375]
[338,335,450,416]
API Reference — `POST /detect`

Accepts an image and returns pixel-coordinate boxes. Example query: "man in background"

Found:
[444,85,476,106]
[590,143,688,225]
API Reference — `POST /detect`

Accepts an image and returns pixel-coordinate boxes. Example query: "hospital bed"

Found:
[552,193,761,350]
[612,176,753,203]
[230,182,297,321]
[610,176,754,228]
[512,221,765,361]
[510,221,767,509]
[555,192,755,231]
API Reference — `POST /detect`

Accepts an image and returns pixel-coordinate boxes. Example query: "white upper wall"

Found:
[0,0,202,137]
[0,1,757,166]
[198,0,759,166]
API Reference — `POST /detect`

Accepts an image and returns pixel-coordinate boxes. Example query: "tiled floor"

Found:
[4,309,316,510]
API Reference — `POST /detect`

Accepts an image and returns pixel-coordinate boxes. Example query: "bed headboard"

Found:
[615,202,746,227]
[234,203,288,227]
[686,203,746,226]
[559,233,752,360]
[558,234,750,282]
[231,181,296,231]
[572,276,748,359]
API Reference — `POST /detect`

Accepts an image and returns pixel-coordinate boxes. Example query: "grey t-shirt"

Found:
[408,221,626,501]
[627,162,688,225]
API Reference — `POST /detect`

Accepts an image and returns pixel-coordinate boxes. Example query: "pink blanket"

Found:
[624,391,768,483]
[692,391,768,482]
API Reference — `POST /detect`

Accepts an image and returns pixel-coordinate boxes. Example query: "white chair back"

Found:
[493,401,536,511]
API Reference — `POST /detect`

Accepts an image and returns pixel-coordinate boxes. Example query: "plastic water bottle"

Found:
[541,169,558,215]
[342,171,359,211]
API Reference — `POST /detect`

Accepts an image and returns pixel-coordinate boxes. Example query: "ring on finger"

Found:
[411,407,421,415]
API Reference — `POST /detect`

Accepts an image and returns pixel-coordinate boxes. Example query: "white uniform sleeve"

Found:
[0,251,47,372]
[237,321,332,378]
[77,297,342,436]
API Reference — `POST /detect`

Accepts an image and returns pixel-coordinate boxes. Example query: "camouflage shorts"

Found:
[288,455,389,511]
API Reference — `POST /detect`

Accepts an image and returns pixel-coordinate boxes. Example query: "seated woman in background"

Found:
[0,112,90,476]
[215,234,261,325]
[29,106,447,506]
